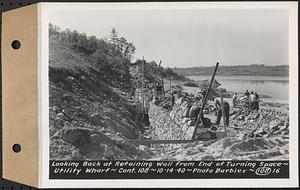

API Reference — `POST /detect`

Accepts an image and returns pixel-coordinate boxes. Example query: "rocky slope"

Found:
[49,39,152,160]
[148,96,289,160]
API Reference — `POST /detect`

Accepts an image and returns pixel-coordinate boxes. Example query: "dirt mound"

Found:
[213,137,289,160]
[157,136,289,161]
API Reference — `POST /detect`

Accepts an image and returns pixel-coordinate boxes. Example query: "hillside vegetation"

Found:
[49,24,155,160]
[172,65,289,76]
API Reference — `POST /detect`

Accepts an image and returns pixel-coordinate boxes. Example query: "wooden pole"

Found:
[196,62,219,125]
[192,62,219,139]
[219,89,227,134]
[161,76,164,95]
[139,58,146,123]
[155,60,162,86]
[142,57,145,112]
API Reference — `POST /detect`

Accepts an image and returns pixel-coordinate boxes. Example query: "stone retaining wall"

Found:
[148,98,196,140]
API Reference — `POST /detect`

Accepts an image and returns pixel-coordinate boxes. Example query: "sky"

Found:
[49,9,289,68]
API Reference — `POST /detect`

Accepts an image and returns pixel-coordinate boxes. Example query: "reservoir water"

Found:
[187,75,289,104]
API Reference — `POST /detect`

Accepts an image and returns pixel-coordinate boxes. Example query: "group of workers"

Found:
[233,90,260,110]
[187,89,261,128]
[186,93,230,127]
[150,83,261,130]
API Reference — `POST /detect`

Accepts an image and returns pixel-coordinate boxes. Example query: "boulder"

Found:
[284,121,289,128]
[215,131,226,139]
[139,145,147,151]
[237,133,246,141]
[66,76,75,81]
[182,123,190,132]
[187,120,196,126]
[195,127,209,134]
[89,113,105,126]
[51,106,60,113]
[253,113,260,119]
[203,109,209,114]
[237,115,245,121]
[269,120,285,131]
[182,117,190,124]
[201,155,215,160]
[72,150,84,160]
[196,132,212,139]
[175,97,184,105]
[278,125,287,131]
[103,146,115,159]
[56,112,65,120]
[86,150,102,160]
[60,127,91,147]
[80,75,87,81]
[90,134,100,144]
[63,94,75,102]
[49,125,59,137]
[185,126,196,139]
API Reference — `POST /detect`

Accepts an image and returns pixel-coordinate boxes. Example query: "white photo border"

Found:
[39,2,298,188]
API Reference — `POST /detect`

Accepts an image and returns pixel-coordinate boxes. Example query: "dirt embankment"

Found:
[49,39,152,160]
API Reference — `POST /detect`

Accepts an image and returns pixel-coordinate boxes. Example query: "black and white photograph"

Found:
[40,2,299,187]
[48,4,291,162]
[0,1,297,188]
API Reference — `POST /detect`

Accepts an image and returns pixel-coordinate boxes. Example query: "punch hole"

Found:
[12,144,21,153]
[11,40,21,49]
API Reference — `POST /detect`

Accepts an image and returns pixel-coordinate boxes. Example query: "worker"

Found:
[156,83,163,96]
[171,93,175,106]
[214,97,230,126]
[232,92,238,107]
[244,90,250,97]
[189,102,201,121]
[254,92,260,111]
[240,95,250,108]
[201,88,207,99]
[250,91,255,109]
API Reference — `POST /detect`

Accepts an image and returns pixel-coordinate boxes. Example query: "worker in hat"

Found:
[214,97,230,126]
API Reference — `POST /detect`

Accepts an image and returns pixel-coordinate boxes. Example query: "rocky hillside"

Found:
[49,39,152,160]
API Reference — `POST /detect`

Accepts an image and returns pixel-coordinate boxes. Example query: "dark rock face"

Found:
[54,126,149,160]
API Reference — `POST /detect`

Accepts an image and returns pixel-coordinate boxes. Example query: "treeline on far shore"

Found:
[172,64,289,76]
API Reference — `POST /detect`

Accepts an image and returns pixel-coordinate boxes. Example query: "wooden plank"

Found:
[127,139,210,145]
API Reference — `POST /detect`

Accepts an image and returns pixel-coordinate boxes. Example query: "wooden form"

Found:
[219,89,227,134]
[127,139,211,145]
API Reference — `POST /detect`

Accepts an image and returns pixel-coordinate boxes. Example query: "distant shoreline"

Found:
[172,65,289,77]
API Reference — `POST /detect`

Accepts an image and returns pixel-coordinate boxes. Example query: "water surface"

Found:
[187,75,289,104]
